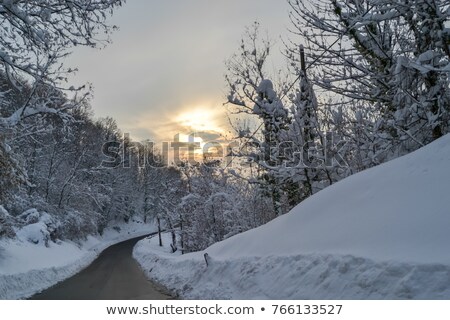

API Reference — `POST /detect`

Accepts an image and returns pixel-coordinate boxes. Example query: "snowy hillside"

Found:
[134,134,450,299]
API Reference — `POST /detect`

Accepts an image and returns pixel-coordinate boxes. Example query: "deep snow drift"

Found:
[134,134,450,299]
[0,220,156,299]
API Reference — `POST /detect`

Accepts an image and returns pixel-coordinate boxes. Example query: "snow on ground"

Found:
[134,134,450,299]
[0,219,156,300]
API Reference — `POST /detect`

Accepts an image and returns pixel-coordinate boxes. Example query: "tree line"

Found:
[1,0,449,253]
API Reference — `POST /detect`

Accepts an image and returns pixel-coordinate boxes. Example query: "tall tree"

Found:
[225,22,292,214]
[287,0,450,156]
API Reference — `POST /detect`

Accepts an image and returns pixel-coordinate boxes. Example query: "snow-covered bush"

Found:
[16,222,51,247]
[17,209,41,225]
[15,210,57,247]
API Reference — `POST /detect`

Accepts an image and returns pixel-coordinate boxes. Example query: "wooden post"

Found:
[300,45,306,73]
[204,253,210,267]
[157,217,163,247]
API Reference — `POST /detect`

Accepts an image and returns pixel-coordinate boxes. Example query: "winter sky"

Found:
[67,0,290,143]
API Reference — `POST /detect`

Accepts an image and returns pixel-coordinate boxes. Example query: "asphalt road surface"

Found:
[31,235,172,300]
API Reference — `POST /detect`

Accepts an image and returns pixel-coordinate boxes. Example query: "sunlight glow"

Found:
[176,108,222,133]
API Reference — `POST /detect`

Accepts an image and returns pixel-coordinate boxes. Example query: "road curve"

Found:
[31,235,172,300]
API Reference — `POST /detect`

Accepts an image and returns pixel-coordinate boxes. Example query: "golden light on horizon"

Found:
[176,107,223,134]
[173,107,225,161]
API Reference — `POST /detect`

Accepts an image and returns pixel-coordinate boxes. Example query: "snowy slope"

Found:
[134,134,450,299]
[203,134,450,265]
[0,220,156,300]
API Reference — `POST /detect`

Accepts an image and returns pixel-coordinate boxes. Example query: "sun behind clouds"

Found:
[176,107,223,134]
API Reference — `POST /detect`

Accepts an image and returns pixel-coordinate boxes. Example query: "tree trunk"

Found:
[157,217,162,247]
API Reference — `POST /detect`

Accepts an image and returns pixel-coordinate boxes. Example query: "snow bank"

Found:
[0,220,156,300]
[134,134,450,299]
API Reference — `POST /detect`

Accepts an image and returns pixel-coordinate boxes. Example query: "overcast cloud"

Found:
[66,0,290,141]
